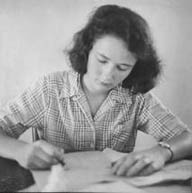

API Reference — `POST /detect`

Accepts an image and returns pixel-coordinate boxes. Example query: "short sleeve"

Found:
[136,92,190,141]
[0,75,49,138]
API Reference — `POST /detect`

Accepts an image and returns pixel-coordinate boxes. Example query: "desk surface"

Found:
[30,150,192,192]
[21,180,191,193]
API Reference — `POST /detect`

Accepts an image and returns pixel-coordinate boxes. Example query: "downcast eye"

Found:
[98,59,107,64]
[117,65,131,71]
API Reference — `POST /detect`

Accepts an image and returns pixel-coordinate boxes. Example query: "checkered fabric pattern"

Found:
[0,70,189,153]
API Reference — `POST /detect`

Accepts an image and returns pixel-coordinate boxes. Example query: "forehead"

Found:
[92,35,136,63]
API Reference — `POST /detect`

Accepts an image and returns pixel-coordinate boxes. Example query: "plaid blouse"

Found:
[0,70,189,153]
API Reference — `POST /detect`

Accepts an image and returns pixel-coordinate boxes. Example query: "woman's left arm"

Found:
[112,130,192,177]
[167,130,192,160]
[112,92,192,177]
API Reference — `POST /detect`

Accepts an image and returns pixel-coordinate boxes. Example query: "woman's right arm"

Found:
[0,132,64,169]
[0,75,65,169]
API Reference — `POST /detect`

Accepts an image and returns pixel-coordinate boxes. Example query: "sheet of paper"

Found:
[81,181,146,193]
[103,148,192,187]
[103,147,126,162]
[33,151,144,192]
[32,149,192,192]
[127,160,192,187]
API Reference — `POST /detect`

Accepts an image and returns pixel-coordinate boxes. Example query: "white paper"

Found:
[103,148,192,187]
[32,149,192,192]
[81,181,146,193]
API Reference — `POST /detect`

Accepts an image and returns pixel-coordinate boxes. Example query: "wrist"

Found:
[157,141,174,163]
[15,142,31,168]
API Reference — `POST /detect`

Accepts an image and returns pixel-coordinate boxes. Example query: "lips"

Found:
[100,80,113,86]
[95,78,113,87]
[101,81,111,84]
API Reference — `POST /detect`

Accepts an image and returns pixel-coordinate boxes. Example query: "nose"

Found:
[101,62,115,81]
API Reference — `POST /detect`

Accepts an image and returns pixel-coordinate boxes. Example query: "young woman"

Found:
[0,4,191,177]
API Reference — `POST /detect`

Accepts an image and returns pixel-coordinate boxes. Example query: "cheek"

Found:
[90,63,101,77]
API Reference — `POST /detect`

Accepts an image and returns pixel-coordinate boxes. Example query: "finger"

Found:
[29,158,47,170]
[28,154,52,170]
[113,156,137,176]
[53,148,65,162]
[126,157,152,177]
[138,161,161,176]
[43,141,65,158]
[35,148,59,168]
[138,164,155,176]
[37,140,58,155]
[36,140,65,162]
[111,156,126,174]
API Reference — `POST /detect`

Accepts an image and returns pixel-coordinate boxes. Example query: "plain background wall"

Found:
[0,0,192,145]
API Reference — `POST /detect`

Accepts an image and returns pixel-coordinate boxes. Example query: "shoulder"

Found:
[41,70,78,89]
[119,87,145,105]
[38,70,79,99]
[44,70,77,83]
[141,92,164,106]
[121,88,160,108]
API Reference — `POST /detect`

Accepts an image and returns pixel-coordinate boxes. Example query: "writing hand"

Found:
[17,140,65,170]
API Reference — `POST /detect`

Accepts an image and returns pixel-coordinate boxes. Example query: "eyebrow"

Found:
[96,52,134,67]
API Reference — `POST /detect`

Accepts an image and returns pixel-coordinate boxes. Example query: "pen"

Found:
[58,159,65,166]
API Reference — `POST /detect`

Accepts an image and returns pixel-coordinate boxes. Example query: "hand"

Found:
[17,140,65,170]
[112,145,171,177]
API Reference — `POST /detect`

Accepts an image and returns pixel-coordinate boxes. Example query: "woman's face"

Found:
[84,35,137,94]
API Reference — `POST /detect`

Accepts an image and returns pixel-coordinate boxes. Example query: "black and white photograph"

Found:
[0,0,192,192]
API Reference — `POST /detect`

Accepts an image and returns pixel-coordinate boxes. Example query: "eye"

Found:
[117,65,131,71]
[98,59,107,64]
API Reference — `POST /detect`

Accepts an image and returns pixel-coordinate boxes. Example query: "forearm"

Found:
[0,131,28,161]
[167,130,192,161]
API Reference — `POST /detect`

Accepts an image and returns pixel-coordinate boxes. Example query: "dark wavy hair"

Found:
[67,4,162,94]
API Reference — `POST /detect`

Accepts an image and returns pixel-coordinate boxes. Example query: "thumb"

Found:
[53,147,65,162]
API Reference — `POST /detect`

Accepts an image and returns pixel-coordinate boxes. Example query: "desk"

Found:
[22,179,191,193]
[0,151,191,192]
[30,150,192,192]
